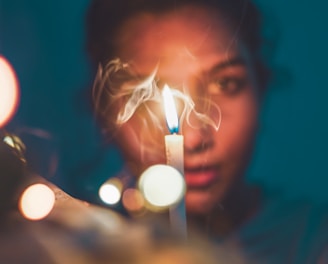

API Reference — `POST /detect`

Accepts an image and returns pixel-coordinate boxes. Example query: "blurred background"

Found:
[1,0,327,204]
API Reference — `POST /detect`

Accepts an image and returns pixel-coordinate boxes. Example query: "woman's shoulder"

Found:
[234,188,328,263]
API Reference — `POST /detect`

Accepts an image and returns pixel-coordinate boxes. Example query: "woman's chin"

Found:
[185,189,222,216]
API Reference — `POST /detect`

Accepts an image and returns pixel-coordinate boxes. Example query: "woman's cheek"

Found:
[117,120,166,172]
[217,94,259,153]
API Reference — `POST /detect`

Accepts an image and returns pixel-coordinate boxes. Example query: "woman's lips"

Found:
[184,167,218,188]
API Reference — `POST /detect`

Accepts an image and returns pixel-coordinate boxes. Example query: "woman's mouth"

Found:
[184,166,219,188]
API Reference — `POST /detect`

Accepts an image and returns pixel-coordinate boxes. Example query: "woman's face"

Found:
[112,6,261,215]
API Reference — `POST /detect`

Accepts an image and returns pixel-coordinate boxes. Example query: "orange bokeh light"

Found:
[19,183,55,221]
[0,56,20,127]
[122,188,145,214]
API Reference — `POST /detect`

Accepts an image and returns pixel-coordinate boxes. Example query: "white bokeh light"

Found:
[19,183,55,221]
[139,164,185,210]
[98,178,122,205]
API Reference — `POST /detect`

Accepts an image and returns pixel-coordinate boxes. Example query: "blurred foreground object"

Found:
[0,133,220,263]
[0,130,26,213]
[0,175,221,263]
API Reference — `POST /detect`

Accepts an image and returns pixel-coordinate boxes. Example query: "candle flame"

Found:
[162,84,179,134]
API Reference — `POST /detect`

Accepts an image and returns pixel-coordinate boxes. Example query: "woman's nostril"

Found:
[183,126,213,154]
[185,140,213,154]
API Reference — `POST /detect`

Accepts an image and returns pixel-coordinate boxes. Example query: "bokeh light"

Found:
[138,165,185,211]
[3,135,15,148]
[19,183,55,221]
[122,188,145,214]
[98,178,123,205]
[0,56,19,127]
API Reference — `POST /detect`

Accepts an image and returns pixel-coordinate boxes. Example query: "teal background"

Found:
[1,0,327,203]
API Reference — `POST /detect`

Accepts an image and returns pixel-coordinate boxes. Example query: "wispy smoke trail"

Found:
[92,58,221,133]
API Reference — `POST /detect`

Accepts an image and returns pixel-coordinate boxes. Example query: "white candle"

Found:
[162,84,187,238]
[165,134,184,175]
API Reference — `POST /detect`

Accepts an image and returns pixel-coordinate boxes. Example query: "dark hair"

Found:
[86,0,264,66]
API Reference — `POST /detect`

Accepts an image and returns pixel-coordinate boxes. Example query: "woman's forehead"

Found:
[114,6,245,77]
[116,7,235,52]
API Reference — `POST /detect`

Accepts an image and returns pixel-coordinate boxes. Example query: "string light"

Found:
[138,164,185,211]
[98,178,123,205]
[19,183,55,221]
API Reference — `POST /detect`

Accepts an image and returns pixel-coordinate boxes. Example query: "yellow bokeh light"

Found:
[0,56,19,127]
[19,183,55,221]
[139,165,185,211]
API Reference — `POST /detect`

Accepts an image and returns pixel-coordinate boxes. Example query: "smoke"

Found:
[92,58,221,133]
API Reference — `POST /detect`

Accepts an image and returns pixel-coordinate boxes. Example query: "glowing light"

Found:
[19,183,55,221]
[3,135,15,148]
[139,164,185,210]
[98,178,123,205]
[0,56,19,127]
[122,188,145,213]
[162,84,179,133]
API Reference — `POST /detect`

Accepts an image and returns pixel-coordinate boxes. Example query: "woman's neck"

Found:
[187,183,261,239]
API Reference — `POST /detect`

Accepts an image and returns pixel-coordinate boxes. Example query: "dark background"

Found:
[1,0,327,204]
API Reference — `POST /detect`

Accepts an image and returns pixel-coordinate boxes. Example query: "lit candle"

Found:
[162,84,187,238]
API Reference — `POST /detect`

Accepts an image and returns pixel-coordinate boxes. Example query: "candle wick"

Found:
[168,126,179,135]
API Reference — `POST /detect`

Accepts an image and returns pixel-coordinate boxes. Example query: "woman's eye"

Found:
[207,78,247,96]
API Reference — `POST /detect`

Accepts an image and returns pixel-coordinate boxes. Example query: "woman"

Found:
[86,0,328,262]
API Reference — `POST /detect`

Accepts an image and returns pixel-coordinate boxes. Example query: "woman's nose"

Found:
[182,121,213,155]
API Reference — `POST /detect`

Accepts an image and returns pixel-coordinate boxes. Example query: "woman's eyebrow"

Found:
[208,57,245,74]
